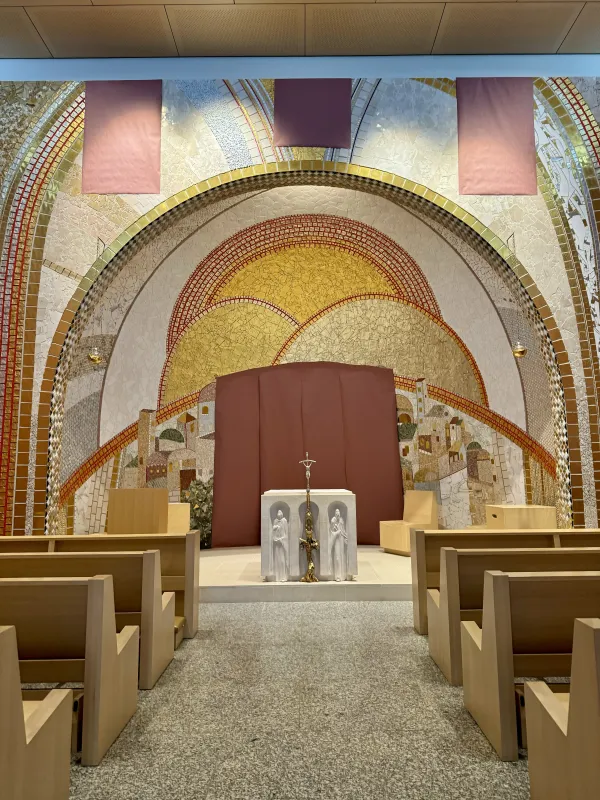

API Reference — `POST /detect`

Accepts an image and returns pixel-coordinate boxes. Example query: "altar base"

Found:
[199,545,411,602]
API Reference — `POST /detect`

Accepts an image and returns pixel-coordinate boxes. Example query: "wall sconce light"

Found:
[512,341,528,359]
[88,346,103,365]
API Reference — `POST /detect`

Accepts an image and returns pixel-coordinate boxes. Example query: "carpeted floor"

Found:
[70,602,529,799]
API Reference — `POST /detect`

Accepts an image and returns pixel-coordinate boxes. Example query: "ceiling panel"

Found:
[306,3,445,55]
[166,5,305,56]
[90,0,229,4]
[0,0,90,5]
[559,3,600,51]
[433,2,584,53]
[26,6,179,57]
[0,8,51,57]
[237,0,370,4]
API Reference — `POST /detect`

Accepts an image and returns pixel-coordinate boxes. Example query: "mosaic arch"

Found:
[4,77,600,535]
[40,164,575,534]
[159,214,487,407]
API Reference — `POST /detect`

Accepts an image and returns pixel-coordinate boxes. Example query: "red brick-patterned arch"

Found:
[167,214,442,355]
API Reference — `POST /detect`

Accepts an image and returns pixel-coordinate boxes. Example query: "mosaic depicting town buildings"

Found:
[395,384,528,528]
[71,377,538,535]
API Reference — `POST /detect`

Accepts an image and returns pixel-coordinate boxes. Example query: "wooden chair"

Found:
[0,551,174,689]
[461,570,600,761]
[0,625,72,800]
[0,531,200,644]
[410,528,600,634]
[428,547,600,685]
[525,618,600,800]
[0,575,139,766]
[380,490,438,556]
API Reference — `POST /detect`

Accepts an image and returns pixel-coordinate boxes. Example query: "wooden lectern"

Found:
[106,488,190,535]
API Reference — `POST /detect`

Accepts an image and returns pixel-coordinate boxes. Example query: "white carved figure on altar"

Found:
[272,509,289,582]
[330,508,347,581]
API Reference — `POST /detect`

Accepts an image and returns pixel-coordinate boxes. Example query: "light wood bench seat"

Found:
[0,575,139,766]
[462,570,600,761]
[0,625,72,800]
[0,531,199,643]
[410,528,600,634]
[428,546,600,685]
[525,618,600,800]
[0,551,174,689]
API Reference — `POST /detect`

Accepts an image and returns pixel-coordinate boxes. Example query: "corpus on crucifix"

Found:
[299,452,319,582]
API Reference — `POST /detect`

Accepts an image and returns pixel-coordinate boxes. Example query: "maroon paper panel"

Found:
[258,366,304,492]
[456,77,536,196]
[212,369,261,547]
[82,80,162,195]
[299,363,348,491]
[273,79,352,147]
[211,363,403,548]
[340,367,404,544]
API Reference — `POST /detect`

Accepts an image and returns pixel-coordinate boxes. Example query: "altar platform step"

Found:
[199,545,412,603]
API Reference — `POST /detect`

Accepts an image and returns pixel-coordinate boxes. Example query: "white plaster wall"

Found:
[100,185,525,443]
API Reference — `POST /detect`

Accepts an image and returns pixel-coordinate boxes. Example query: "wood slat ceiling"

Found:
[0,2,598,58]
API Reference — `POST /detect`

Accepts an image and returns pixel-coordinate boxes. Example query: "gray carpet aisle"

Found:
[70,602,529,800]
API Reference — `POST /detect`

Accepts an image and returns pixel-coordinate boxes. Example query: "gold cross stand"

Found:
[299,452,319,582]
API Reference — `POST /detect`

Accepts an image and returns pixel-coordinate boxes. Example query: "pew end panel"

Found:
[525,682,569,800]
[139,550,175,689]
[0,576,139,767]
[427,547,463,685]
[83,575,139,765]
[461,570,518,762]
[526,617,600,800]
[463,570,600,763]
[411,528,428,634]
[0,625,72,800]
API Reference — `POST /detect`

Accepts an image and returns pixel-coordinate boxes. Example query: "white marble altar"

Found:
[261,489,358,582]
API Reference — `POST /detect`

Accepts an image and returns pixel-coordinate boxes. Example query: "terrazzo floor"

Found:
[70,602,529,800]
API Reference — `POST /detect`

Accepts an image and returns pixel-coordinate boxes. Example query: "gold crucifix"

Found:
[299,452,319,582]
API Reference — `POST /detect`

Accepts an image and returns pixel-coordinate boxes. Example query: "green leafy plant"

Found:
[182,477,213,549]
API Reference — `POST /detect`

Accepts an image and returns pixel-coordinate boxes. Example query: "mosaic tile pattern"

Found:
[407,205,555,455]
[0,87,84,534]
[278,295,486,405]
[214,245,391,322]
[167,214,441,354]
[163,301,295,404]
[60,391,101,484]
[43,163,574,532]
[2,77,595,535]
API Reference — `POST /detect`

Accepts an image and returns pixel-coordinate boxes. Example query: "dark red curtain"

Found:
[212,362,403,546]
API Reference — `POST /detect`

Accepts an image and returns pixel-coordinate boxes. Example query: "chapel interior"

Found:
[2,10,600,800]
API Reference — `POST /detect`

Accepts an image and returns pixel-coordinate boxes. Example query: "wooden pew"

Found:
[525,618,600,800]
[428,547,600,685]
[0,531,200,643]
[410,528,600,634]
[0,575,139,766]
[461,570,600,761]
[0,625,72,800]
[0,551,174,690]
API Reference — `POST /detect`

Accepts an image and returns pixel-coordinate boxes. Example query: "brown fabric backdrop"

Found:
[212,362,403,547]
